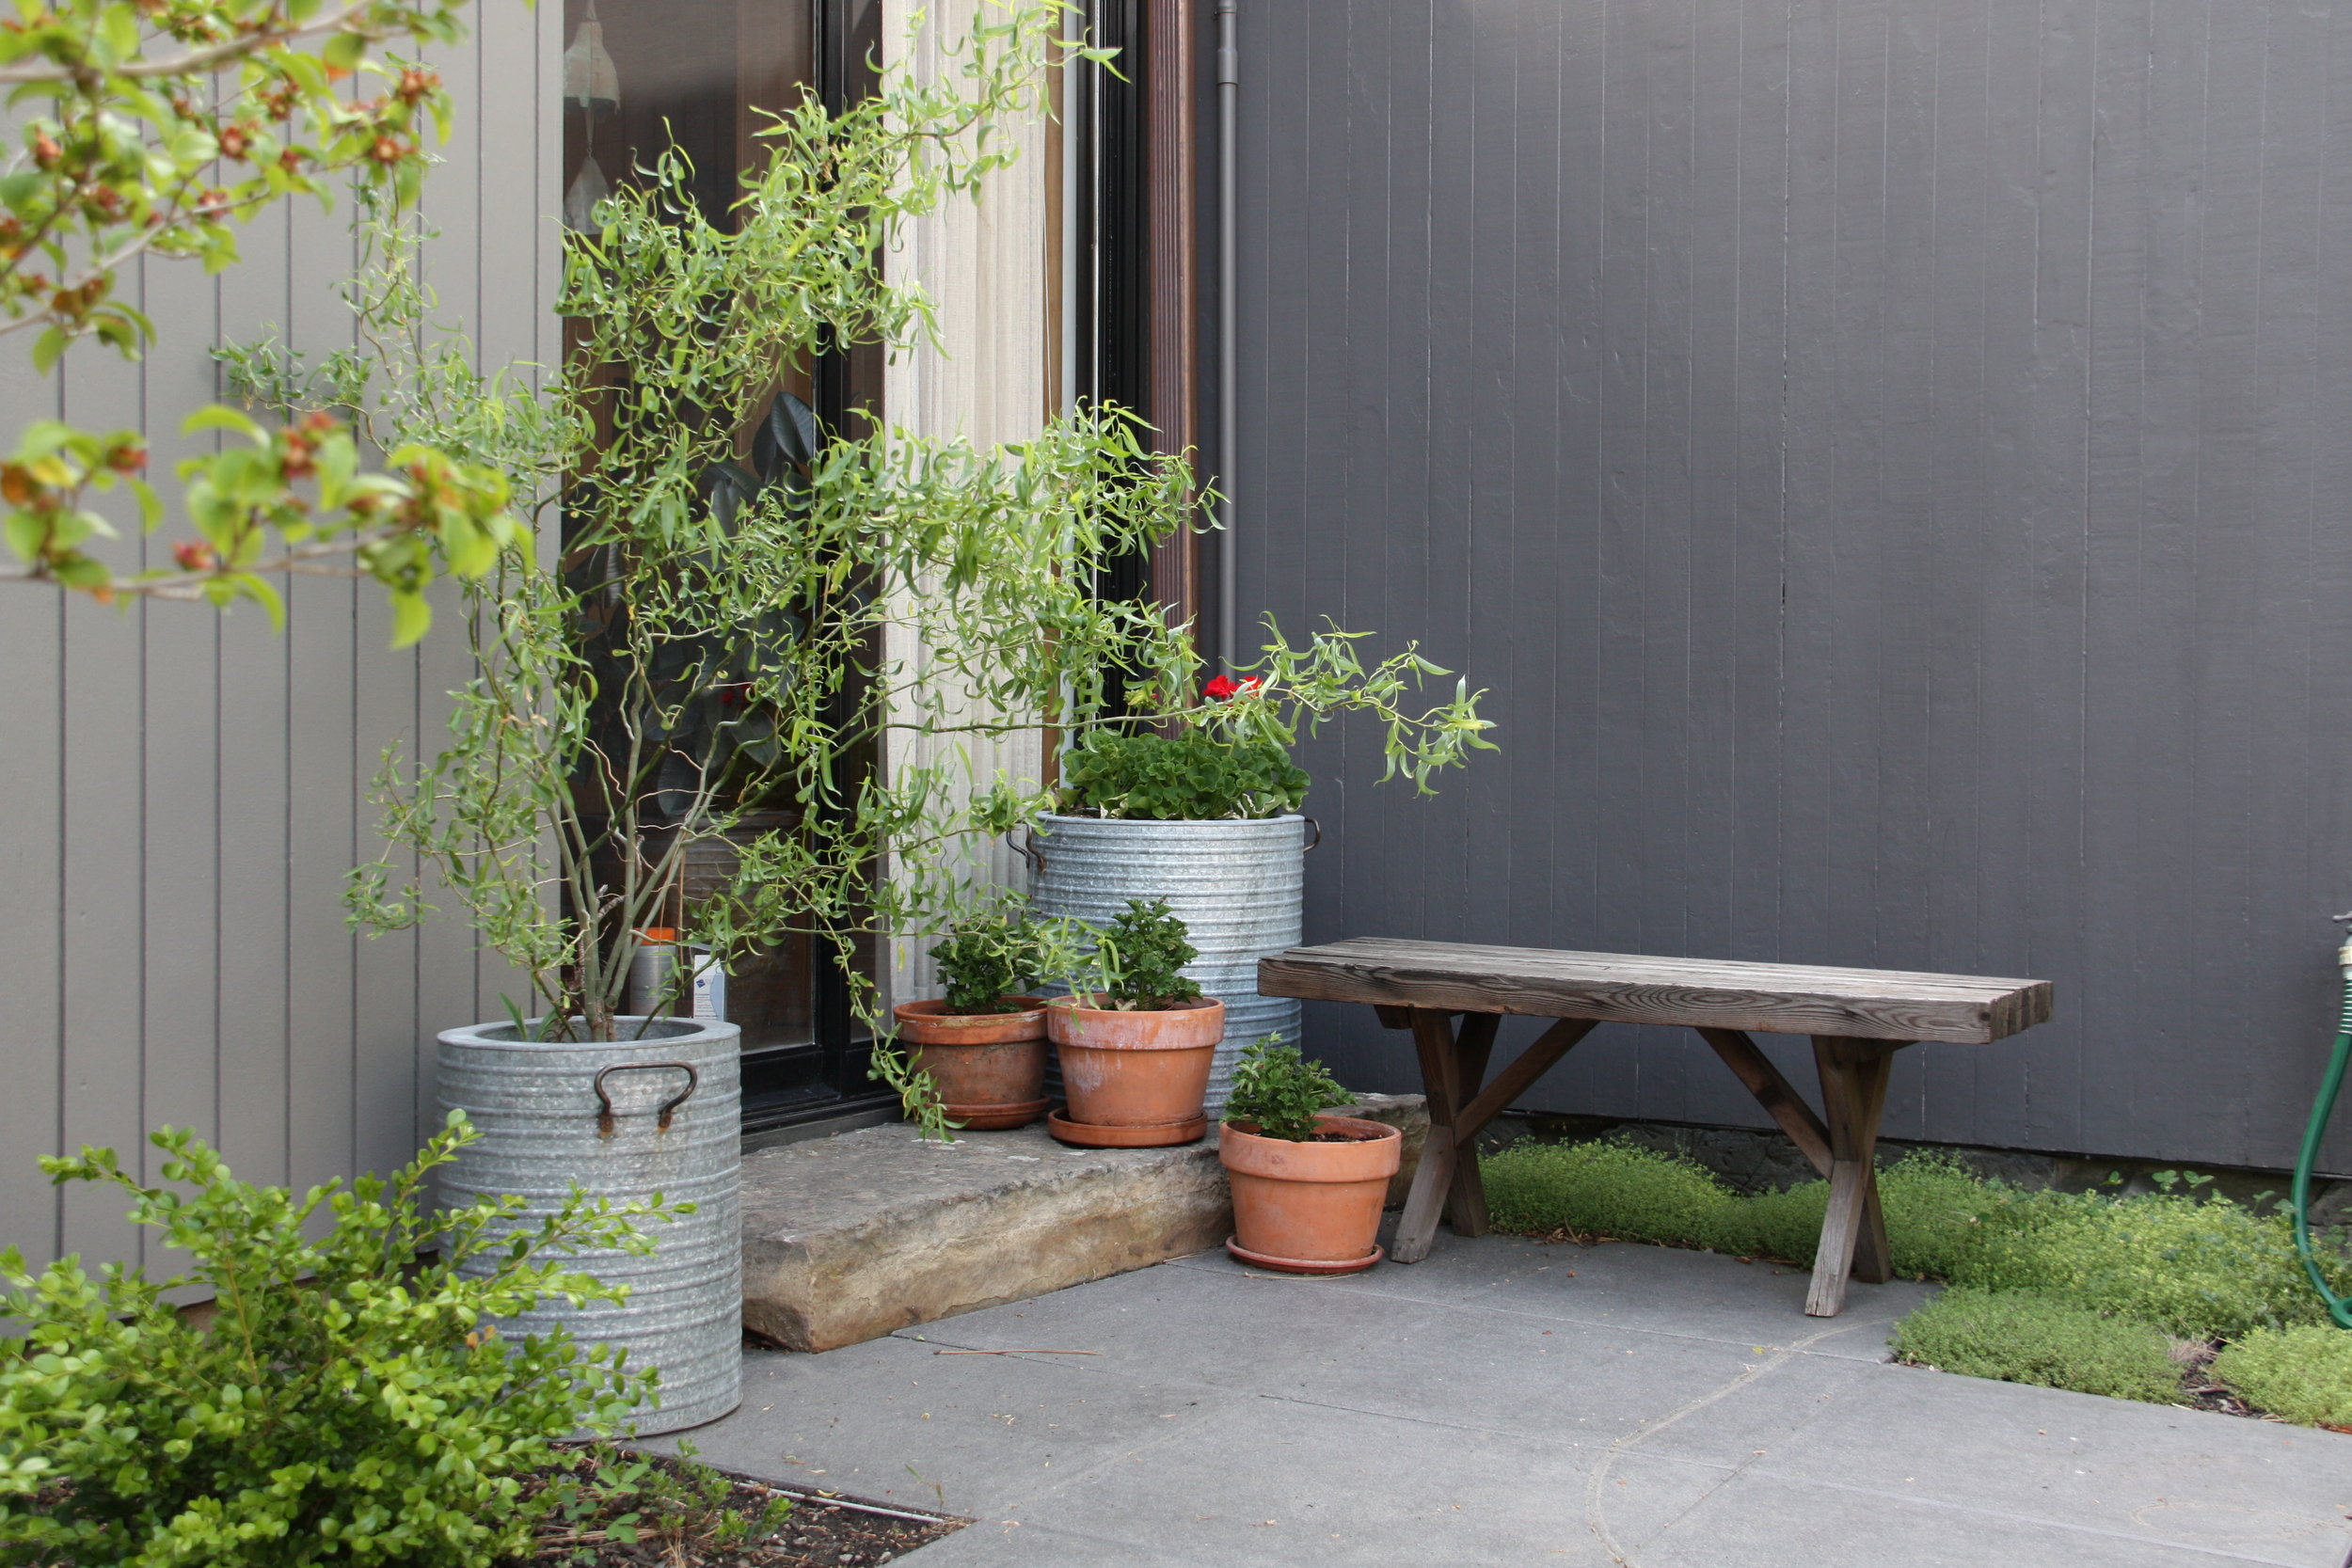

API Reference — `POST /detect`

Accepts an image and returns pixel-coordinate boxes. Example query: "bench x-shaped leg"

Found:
[1699,1028,1902,1315]
[1391,1008,1597,1264]
[1805,1036,1904,1316]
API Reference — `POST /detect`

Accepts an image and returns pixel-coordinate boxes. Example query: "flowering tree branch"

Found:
[0,0,520,641]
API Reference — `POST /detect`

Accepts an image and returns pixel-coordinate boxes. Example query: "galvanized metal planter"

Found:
[436,1017,742,1434]
[1029,813,1310,1113]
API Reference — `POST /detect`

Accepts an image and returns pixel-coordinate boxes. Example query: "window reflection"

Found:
[560,0,815,231]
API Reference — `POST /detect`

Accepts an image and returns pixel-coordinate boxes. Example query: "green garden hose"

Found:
[2291,918,2352,1328]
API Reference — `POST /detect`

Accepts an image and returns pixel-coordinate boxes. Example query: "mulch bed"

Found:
[523,1449,964,1566]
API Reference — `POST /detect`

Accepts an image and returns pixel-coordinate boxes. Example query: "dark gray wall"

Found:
[0,4,560,1271]
[1238,0,2352,1171]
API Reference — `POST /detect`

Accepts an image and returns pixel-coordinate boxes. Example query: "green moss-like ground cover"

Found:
[1480,1138,2352,1423]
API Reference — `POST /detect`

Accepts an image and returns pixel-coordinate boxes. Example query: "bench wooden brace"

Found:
[1388,1009,1907,1317]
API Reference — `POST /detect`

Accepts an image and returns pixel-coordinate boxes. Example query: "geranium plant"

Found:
[1057,729,1307,821]
[1057,624,1496,821]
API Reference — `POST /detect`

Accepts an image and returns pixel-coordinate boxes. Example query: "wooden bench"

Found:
[1256,939,2053,1316]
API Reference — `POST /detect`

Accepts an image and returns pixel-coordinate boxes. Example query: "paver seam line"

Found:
[1585,1320,1871,1564]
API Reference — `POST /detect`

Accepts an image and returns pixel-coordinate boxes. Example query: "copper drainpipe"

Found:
[1145,0,1200,641]
[1214,0,1237,673]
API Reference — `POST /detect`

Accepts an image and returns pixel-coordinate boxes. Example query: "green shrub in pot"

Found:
[1067,898,1205,1010]
[1042,903,1225,1141]
[1221,1037,1351,1141]
[1216,1037,1399,1275]
[897,902,1060,1131]
[928,902,1051,1016]
[1038,641,1496,1118]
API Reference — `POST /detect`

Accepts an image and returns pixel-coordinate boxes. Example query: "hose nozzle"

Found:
[2333,910,2352,971]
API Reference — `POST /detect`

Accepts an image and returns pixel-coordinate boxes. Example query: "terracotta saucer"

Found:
[943,1098,1052,1131]
[1046,1110,1208,1148]
[1224,1237,1386,1275]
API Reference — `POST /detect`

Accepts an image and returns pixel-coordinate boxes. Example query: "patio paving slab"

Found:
[655,1234,2352,1567]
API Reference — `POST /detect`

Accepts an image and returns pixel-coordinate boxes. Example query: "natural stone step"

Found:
[740,1095,1428,1352]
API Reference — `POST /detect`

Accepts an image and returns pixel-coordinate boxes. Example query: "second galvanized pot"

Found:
[437,1016,742,1435]
[1028,813,1310,1113]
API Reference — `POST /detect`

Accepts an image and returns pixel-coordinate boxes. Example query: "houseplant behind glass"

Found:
[891,900,1052,1130]
[1044,899,1225,1147]
[1216,1037,1401,1275]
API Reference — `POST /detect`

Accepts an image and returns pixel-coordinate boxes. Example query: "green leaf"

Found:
[322,30,370,72]
[182,404,263,441]
[30,326,67,376]
[97,4,139,64]
[389,590,433,648]
[233,572,286,630]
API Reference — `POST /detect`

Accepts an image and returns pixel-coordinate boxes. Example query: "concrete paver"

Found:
[657,1233,2352,1567]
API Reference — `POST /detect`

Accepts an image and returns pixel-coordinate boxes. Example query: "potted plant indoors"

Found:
[1033,650,1495,1114]
[891,902,1052,1130]
[1044,899,1227,1147]
[1217,1037,1402,1275]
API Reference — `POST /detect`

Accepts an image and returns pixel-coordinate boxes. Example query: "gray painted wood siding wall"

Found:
[0,4,560,1268]
[1238,0,2352,1170]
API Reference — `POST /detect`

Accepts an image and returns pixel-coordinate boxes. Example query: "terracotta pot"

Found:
[1218,1114,1403,1273]
[1045,995,1225,1129]
[893,998,1050,1130]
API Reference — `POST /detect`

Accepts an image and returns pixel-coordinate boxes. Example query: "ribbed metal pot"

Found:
[1030,813,1308,1113]
[437,1017,742,1434]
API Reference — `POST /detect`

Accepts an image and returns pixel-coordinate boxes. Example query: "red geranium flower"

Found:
[1202,674,1264,702]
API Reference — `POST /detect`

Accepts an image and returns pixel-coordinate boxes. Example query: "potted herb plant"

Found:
[892,902,1052,1130]
[1217,1037,1401,1275]
[1035,648,1494,1114]
[1044,899,1226,1147]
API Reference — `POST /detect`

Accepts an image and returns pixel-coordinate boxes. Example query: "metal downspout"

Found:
[1215,0,1238,673]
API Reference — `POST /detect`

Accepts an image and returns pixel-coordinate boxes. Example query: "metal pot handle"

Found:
[594,1061,701,1136]
[1302,816,1323,853]
[1009,826,1047,874]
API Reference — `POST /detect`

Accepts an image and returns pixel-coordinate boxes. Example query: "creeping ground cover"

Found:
[1481,1138,2352,1426]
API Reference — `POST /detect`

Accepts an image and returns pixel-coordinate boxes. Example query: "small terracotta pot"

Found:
[893,997,1050,1130]
[1219,1114,1403,1273]
[1045,995,1225,1131]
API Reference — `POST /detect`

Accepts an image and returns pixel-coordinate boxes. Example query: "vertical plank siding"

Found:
[1242,0,2352,1171]
[0,5,562,1266]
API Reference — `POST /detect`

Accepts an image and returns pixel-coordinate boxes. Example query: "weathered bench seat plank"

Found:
[1258,937,2050,1045]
